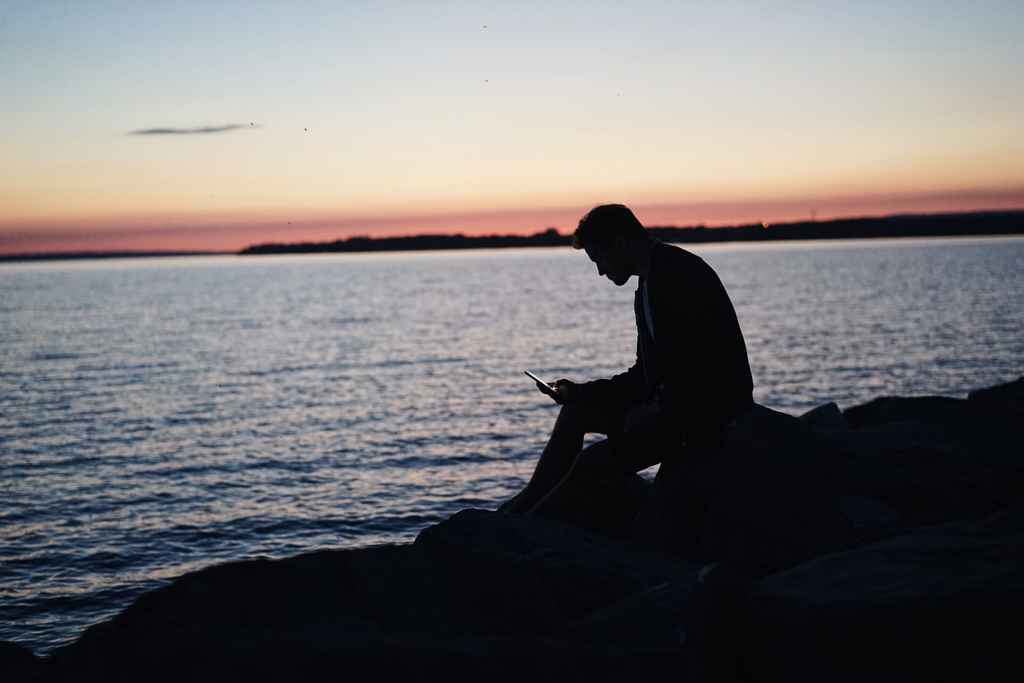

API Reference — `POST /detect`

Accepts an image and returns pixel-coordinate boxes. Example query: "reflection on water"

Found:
[2,236,1022,652]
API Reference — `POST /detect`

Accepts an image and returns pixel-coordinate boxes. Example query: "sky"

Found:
[2,1,1022,254]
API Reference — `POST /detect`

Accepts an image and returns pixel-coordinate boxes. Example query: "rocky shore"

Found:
[4,377,1022,682]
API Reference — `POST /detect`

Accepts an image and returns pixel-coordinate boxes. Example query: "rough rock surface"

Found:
[734,502,1024,682]
[10,375,1024,682]
[0,641,41,682]
[36,512,702,682]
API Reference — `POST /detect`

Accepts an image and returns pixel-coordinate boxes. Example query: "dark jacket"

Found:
[582,240,754,440]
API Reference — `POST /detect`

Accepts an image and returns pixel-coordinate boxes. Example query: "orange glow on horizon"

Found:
[2,187,1023,256]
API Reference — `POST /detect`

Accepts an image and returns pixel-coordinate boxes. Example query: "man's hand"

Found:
[535,378,579,405]
[623,400,661,432]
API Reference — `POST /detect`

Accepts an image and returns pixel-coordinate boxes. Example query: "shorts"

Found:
[575,392,743,473]
[573,392,679,474]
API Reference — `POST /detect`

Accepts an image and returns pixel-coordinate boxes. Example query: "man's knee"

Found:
[555,399,604,433]
[557,400,586,422]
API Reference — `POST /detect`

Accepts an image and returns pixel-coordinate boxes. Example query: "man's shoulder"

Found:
[653,240,711,279]
[656,240,696,259]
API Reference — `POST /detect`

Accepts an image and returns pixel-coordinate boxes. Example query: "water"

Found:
[2,236,1022,653]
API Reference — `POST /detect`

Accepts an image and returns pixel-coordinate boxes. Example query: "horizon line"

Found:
[5,185,1024,254]
[4,207,1022,262]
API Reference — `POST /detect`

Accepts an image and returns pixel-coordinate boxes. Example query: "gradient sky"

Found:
[2,1,1022,254]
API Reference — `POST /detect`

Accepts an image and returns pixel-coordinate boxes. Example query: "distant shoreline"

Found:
[2,210,1022,263]
[239,209,1024,255]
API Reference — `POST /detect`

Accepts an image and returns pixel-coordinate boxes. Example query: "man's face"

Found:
[584,241,632,286]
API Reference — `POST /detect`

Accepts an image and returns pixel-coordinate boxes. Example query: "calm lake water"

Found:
[2,236,1022,653]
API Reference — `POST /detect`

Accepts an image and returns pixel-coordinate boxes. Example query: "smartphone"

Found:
[524,370,560,399]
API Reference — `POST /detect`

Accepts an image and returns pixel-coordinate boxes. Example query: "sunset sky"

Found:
[3,1,1022,255]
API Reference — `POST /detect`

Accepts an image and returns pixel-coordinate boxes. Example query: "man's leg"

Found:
[526,437,655,537]
[500,401,606,514]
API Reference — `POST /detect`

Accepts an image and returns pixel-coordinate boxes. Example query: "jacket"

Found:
[581,240,754,440]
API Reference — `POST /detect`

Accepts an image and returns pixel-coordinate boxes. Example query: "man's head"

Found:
[573,204,649,286]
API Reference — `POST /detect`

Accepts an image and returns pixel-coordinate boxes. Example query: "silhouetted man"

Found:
[501,204,753,546]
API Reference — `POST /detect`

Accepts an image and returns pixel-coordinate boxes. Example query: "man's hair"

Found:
[572,204,647,250]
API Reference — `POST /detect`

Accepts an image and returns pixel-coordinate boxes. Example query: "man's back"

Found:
[644,241,753,435]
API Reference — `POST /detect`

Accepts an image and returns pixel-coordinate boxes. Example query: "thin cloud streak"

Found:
[128,123,260,135]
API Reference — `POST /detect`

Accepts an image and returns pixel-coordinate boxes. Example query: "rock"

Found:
[832,393,1024,527]
[692,404,863,576]
[678,562,753,682]
[0,641,42,683]
[650,386,1022,574]
[829,424,1010,525]
[415,509,699,630]
[836,495,902,532]
[968,375,1024,413]
[415,511,718,672]
[42,545,453,681]
[798,401,849,432]
[728,502,1024,682]
[40,511,703,682]
[727,402,812,444]
[843,395,973,428]
[565,580,693,651]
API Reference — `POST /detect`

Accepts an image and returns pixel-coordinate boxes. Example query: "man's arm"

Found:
[575,340,649,406]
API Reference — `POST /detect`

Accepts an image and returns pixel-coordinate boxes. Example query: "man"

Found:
[501,204,753,545]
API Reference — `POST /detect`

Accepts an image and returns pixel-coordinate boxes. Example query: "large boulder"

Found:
[39,511,704,682]
[798,401,850,433]
[691,404,865,576]
[418,510,704,665]
[42,544,454,682]
[0,641,42,683]
[727,502,1024,682]
[968,375,1024,414]
[835,391,1024,526]
[630,383,1022,575]
[415,509,698,613]
[843,395,977,428]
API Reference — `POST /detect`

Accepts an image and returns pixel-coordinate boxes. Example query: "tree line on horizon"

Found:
[5,210,1022,262]
[239,210,1024,255]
